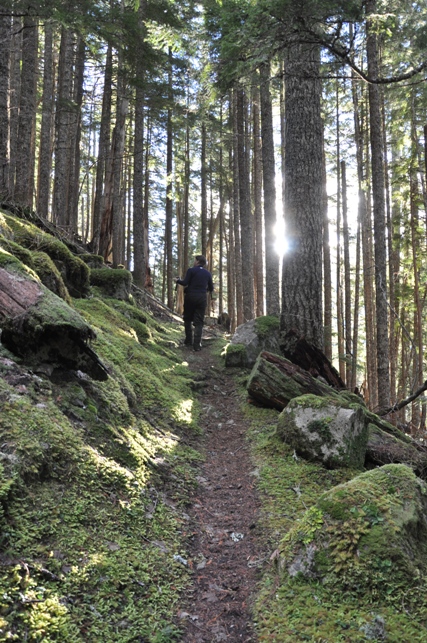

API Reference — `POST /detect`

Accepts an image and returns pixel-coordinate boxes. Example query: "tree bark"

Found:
[0,8,11,198]
[91,42,112,254]
[252,77,264,317]
[9,17,22,201]
[37,22,54,219]
[52,27,75,228]
[14,15,38,207]
[247,351,344,411]
[342,160,352,387]
[282,41,323,349]
[366,0,391,410]
[165,49,174,309]
[232,88,243,326]
[237,87,254,322]
[260,61,280,315]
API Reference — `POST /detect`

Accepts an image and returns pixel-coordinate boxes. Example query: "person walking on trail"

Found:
[176,255,213,351]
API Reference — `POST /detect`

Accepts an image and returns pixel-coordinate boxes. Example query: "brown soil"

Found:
[178,331,267,642]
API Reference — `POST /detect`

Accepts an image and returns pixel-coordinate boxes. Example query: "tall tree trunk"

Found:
[260,61,280,316]
[14,15,38,207]
[232,89,243,326]
[68,36,85,234]
[201,122,208,257]
[237,87,254,322]
[91,42,112,254]
[342,160,352,387]
[0,8,11,198]
[366,0,391,410]
[351,218,361,391]
[111,80,128,267]
[352,63,377,409]
[410,95,424,433]
[165,49,174,310]
[132,0,148,287]
[336,84,345,381]
[37,22,54,218]
[183,110,190,274]
[52,28,75,227]
[282,41,323,349]
[133,81,146,286]
[322,137,332,361]
[9,17,22,200]
[252,78,264,317]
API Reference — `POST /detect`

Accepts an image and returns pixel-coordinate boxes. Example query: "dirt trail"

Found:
[178,334,266,642]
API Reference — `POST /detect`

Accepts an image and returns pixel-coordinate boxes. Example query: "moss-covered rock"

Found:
[79,253,105,269]
[277,394,369,468]
[278,464,427,596]
[90,267,132,300]
[0,257,107,379]
[225,342,248,367]
[225,315,280,368]
[0,210,90,297]
[0,236,34,268]
[32,251,71,303]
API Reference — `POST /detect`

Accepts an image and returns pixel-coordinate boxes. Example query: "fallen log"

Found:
[280,329,346,389]
[0,265,108,380]
[247,351,358,411]
[366,424,427,478]
[247,350,427,462]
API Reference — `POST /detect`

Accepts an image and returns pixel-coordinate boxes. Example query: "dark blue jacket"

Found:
[177,266,213,297]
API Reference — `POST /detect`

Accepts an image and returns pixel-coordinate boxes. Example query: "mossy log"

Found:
[367,424,427,478]
[0,266,108,380]
[247,351,342,410]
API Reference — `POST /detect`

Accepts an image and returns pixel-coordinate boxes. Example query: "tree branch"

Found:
[380,380,427,417]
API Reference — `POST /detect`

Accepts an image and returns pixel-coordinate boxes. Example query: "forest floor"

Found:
[177,330,268,643]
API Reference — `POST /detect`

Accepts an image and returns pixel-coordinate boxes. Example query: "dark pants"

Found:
[183,295,207,349]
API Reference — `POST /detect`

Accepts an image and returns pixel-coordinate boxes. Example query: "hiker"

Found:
[176,255,214,351]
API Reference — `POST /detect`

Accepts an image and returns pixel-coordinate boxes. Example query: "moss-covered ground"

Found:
[0,295,203,642]
[245,401,427,641]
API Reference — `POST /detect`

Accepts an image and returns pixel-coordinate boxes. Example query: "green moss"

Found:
[308,418,334,449]
[32,251,71,303]
[238,376,427,641]
[225,342,248,367]
[0,274,203,641]
[79,253,105,268]
[0,237,34,268]
[90,267,132,300]
[255,314,279,338]
[1,211,90,297]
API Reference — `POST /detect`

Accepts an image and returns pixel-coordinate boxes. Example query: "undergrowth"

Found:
[244,402,427,642]
[0,295,202,642]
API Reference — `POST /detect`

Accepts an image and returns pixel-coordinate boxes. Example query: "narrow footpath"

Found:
[178,333,267,642]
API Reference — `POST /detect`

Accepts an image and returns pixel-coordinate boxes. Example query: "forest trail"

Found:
[178,332,267,642]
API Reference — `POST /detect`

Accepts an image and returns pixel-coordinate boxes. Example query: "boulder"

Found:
[225,316,280,367]
[277,464,427,596]
[277,394,368,469]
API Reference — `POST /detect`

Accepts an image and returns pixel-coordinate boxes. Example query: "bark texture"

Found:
[0,8,11,197]
[366,0,391,409]
[282,42,324,349]
[260,62,280,316]
[14,16,38,207]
